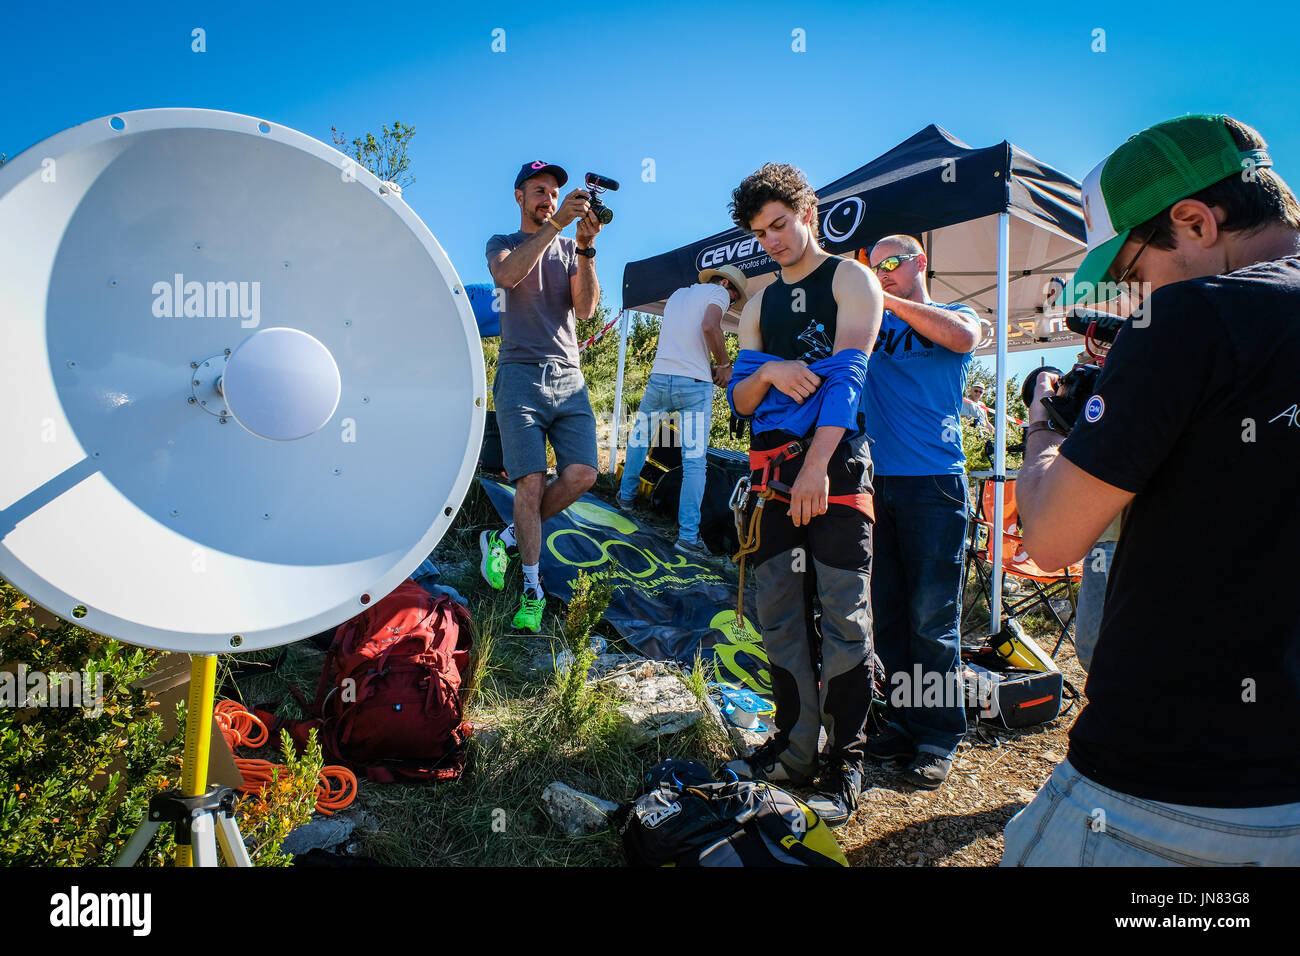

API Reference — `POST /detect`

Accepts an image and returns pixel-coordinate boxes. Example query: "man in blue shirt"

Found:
[861,235,981,789]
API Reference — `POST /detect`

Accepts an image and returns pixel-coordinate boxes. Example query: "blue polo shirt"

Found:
[860,302,977,476]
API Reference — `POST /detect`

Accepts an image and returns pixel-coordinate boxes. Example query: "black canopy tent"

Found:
[621,124,1086,345]
[615,124,1089,630]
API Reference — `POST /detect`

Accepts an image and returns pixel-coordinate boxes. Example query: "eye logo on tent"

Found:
[820,197,865,243]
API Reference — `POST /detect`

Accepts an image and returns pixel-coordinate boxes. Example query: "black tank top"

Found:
[759,255,840,363]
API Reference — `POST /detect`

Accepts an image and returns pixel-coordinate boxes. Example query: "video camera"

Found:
[1018,306,1128,435]
[584,172,619,224]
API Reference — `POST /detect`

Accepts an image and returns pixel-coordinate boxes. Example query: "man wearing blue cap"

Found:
[481,161,604,633]
[1003,115,1300,865]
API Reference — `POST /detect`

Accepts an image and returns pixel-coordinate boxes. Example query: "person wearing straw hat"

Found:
[615,265,748,555]
[1003,114,1300,865]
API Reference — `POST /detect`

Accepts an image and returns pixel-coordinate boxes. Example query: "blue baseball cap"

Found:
[514,160,568,191]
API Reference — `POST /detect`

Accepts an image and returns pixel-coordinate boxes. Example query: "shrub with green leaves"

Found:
[232,729,324,867]
[0,580,177,865]
[544,570,619,744]
[1,580,326,866]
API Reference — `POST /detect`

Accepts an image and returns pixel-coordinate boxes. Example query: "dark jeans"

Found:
[871,473,969,758]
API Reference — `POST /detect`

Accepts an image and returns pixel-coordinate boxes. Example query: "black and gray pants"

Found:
[751,432,874,778]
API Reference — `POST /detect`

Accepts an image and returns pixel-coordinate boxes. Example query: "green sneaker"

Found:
[479,529,510,590]
[512,589,546,633]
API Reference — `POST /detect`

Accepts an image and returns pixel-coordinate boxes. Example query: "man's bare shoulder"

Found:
[831,255,880,296]
[740,283,767,319]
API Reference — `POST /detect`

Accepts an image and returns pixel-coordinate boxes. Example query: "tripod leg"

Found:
[190,813,219,868]
[215,812,254,867]
[113,820,163,867]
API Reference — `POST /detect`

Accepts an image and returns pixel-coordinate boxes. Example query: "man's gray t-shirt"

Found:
[486,230,580,366]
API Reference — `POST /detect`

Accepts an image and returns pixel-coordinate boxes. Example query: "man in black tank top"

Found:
[723,163,884,828]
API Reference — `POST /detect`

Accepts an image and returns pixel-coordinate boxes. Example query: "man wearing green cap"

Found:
[1002,115,1300,865]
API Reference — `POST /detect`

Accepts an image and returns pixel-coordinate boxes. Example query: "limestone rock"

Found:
[604,660,710,744]
[283,811,358,857]
[540,781,618,837]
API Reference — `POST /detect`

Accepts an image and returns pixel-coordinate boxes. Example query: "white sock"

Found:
[500,524,516,549]
[523,563,542,597]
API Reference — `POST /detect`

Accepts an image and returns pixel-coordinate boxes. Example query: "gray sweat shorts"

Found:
[493,360,598,481]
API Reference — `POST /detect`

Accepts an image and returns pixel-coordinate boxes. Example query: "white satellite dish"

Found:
[0,108,486,654]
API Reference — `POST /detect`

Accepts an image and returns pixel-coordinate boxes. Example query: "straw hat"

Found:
[698,265,749,308]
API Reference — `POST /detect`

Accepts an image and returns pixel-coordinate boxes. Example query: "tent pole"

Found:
[610,309,630,475]
[991,213,1009,633]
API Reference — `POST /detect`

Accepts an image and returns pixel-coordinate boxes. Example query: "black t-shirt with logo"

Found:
[1060,256,1300,807]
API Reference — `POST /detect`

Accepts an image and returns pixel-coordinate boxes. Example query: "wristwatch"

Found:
[575,246,596,258]
[1024,421,1061,439]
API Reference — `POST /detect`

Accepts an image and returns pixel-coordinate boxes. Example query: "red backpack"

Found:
[274,580,474,783]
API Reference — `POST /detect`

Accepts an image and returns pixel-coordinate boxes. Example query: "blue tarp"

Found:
[467,282,499,338]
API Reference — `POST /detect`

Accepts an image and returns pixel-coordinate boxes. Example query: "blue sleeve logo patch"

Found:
[1084,394,1105,423]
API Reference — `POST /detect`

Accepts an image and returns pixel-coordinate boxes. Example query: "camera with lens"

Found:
[584,172,619,225]
[1018,306,1128,434]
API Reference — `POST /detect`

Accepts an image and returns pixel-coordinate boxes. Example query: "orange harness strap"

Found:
[747,441,874,521]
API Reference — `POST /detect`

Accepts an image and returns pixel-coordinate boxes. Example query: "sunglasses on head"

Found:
[872,253,920,273]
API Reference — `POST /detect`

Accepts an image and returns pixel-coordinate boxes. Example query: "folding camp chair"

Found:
[959,472,1082,658]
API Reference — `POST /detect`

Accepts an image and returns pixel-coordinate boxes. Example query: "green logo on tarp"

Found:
[708,609,770,694]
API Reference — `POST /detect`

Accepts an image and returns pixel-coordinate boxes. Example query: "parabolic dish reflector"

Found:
[0,109,485,653]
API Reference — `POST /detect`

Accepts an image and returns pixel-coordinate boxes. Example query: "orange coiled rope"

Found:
[215,700,358,816]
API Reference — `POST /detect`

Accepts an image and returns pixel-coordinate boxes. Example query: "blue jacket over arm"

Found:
[726,348,868,440]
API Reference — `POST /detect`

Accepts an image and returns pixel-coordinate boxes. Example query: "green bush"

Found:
[546,570,620,744]
[1,579,326,866]
[961,360,1028,475]
[0,580,178,865]
[232,729,324,867]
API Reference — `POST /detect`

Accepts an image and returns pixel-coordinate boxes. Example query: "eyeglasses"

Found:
[1110,230,1154,285]
[871,254,920,274]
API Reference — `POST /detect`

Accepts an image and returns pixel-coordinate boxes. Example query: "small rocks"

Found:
[529,637,625,676]
[603,661,713,744]
[540,782,618,837]
[531,651,627,676]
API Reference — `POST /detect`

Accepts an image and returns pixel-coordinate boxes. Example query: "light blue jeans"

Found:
[1075,539,1116,673]
[619,373,714,541]
[1001,759,1300,866]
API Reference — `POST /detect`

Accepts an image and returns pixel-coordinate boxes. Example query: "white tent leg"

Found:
[609,309,630,474]
[991,213,1009,632]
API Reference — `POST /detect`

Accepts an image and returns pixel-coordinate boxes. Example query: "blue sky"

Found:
[5,0,1297,386]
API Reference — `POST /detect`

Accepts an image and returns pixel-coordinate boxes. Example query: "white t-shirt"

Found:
[652,282,730,382]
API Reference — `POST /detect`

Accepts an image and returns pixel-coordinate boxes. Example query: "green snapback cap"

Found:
[1065,114,1272,306]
